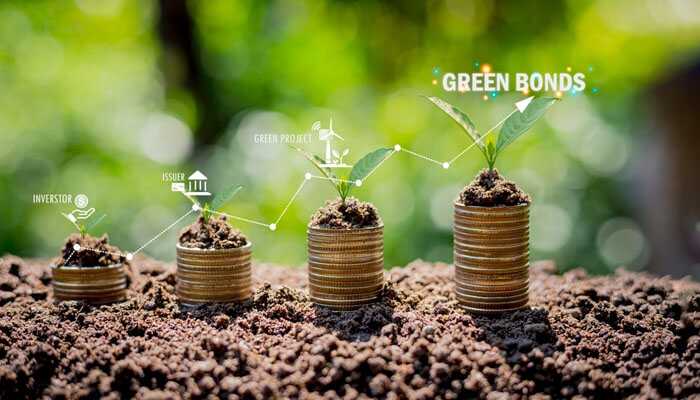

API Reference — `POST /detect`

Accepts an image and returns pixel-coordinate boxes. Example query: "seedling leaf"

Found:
[291,145,331,178]
[425,96,483,148]
[496,97,558,153]
[485,140,497,170]
[290,145,343,198]
[210,184,243,212]
[201,202,212,221]
[349,148,393,184]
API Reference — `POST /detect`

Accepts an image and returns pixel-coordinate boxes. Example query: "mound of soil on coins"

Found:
[54,234,125,267]
[310,197,381,229]
[460,169,530,207]
[178,215,248,249]
[0,256,698,398]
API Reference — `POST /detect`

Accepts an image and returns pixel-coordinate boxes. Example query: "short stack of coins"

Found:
[52,264,127,304]
[453,202,530,314]
[175,243,252,305]
[307,224,384,311]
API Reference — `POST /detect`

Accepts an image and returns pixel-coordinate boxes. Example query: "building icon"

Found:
[186,170,210,196]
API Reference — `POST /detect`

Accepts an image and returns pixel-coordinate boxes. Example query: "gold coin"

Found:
[309,286,382,296]
[310,288,383,300]
[456,295,529,308]
[456,279,528,290]
[459,302,529,314]
[454,266,529,275]
[311,299,380,310]
[308,261,382,270]
[311,296,379,310]
[309,275,383,287]
[455,284,528,296]
[455,286,528,300]
[455,267,529,277]
[308,268,384,277]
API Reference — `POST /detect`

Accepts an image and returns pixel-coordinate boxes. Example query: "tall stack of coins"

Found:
[307,224,384,311]
[176,243,252,305]
[453,202,529,314]
[52,264,127,304]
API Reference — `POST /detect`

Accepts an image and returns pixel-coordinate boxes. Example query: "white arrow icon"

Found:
[515,96,534,113]
[445,96,539,165]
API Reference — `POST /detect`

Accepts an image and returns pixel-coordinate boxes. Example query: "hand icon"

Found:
[63,207,95,223]
[73,207,95,220]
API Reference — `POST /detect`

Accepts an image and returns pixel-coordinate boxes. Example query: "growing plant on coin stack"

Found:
[176,183,253,305]
[427,95,557,314]
[291,145,393,311]
[53,214,128,304]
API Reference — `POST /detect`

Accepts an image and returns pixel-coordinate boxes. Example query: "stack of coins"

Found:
[176,243,252,305]
[453,202,530,314]
[307,224,384,311]
[52,264,127,304]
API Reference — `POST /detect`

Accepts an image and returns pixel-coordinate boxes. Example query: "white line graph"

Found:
[65,103,523,261]
[201,108,519,232]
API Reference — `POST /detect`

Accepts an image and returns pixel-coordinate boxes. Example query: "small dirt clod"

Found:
[310,197,381,229]
[460,169,530,207]
[178,215,248,249]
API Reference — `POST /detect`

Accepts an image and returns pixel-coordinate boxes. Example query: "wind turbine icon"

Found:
[314,118,351,168]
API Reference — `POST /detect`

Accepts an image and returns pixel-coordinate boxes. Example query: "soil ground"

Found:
[310,197,381,229]
[460,169,531,207]
[178,216,248,249]
[0,255,698,399]
[55,234,125,267]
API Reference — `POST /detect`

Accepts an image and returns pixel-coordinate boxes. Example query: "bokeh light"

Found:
[0,0,697,277]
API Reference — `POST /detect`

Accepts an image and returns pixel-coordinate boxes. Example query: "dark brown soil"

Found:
[460,169,531,207]
[178,216,248,249]
[0,255,698,399]
[54,234,125,268]
[310,197,381,229]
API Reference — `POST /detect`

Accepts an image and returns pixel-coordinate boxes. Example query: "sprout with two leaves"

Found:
[184,184,243,222]
[290,145,393,203]
[425,96,558,171]
[62,212,107,238]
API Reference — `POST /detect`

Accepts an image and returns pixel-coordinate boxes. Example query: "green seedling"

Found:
[426,96,558,171]
[185,184,243,222]
[63,213,107,238]
[291,145,393,202]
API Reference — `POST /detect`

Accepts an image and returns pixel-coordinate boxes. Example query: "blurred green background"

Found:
[2,0,700,276]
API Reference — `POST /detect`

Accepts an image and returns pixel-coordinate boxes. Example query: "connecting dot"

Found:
[394,144,401,152]
[269,223,277,231]
[126,253,134,261]
[192,203,200,211]
[304,172,312,180]
[73,244,81,251]
[442,162,450,169]
[355,180,362,187]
